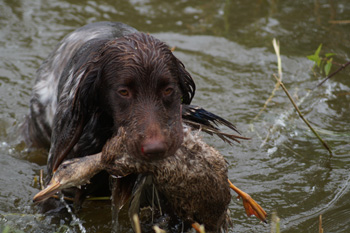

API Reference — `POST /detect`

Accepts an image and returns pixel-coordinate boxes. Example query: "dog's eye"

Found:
[163,87,173,96]
[118,89,129,97]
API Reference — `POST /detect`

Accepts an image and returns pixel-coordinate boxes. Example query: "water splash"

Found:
[259,90,312,150]
[59,195,87,233]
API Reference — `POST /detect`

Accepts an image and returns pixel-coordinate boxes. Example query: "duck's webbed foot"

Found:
[228,179,267,223]
[191,222,204,233]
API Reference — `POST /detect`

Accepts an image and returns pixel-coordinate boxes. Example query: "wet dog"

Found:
[23,22,241,208]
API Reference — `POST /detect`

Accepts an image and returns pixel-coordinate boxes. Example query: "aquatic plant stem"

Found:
[40,169,44,190]
[271,212,280,233]
[314,60,350,89]
[319,215,323,233]
[252,38,282,122]
[273,74,333,156]
[256,38,284,145]
[253,81,280,121]
[153,225,167,233]
[133,214,141,233]
[272,38,283,80]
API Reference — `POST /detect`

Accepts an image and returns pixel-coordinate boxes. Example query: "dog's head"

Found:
[74,32,195,161]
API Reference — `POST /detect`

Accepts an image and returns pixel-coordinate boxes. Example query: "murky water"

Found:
[1,0,350,232]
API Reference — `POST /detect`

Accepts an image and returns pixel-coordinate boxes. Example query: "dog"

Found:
[22,22,242,208]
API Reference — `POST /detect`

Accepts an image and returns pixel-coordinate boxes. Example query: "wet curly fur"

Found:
[22,22,195,199]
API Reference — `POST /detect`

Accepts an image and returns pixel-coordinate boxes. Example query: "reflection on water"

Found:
[1,0,350,232]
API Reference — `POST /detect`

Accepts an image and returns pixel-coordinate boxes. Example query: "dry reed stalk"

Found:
[270,211,280,233]
[153,225,166,233]
[133,214,141,233]
[319,214,324,233]
[252,38,282,121]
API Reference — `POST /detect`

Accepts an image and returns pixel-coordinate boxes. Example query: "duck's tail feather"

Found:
[182,105,250,144]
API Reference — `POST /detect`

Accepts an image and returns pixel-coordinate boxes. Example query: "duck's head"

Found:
[33,154,101,203]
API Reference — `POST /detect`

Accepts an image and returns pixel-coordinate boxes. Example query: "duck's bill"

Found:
[33,180,61,203]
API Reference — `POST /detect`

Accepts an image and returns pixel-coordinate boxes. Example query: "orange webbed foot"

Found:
[191,222,205,233]
[228,179,267,223]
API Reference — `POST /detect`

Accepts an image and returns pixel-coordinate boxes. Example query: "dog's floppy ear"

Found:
[175,58,196,105]
[73,64,103,114]
[48,62,103,173]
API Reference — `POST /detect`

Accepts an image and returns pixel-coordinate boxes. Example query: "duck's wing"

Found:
[182,105,250,144]
[128,175,154,231]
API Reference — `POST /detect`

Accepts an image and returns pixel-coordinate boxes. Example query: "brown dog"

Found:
[23,22,243,207]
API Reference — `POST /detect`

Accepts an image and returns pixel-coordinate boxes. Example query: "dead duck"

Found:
[34,127,266,232]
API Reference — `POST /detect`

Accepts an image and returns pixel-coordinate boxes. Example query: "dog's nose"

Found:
[142,139,167,159]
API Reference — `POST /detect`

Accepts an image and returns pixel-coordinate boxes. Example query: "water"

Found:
[1,0,350,232]
[60,195,87,233]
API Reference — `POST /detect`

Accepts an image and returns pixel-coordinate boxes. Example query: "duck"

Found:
[33,127,266,232]
[33,128,267,232]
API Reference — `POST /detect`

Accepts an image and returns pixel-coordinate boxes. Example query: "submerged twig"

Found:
[273,74,333,156]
